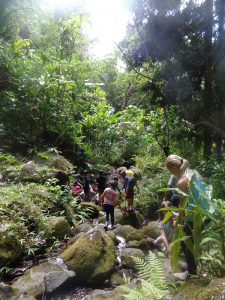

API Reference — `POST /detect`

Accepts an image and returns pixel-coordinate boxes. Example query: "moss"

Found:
[142,221,160,239]
[126,229,144,241]
[61,229,116,284]
[0,221,25,267]
[43,216,71,240]
[173,278,225,300]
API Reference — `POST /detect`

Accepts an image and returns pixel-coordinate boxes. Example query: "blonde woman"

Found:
[165,154,199,276]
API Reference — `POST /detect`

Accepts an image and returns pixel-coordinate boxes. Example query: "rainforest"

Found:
[0,0,224,299]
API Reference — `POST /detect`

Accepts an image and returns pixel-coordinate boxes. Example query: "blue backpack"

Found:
[187,171,211,211]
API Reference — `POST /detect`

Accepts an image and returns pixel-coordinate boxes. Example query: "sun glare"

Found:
[42,0,131,58]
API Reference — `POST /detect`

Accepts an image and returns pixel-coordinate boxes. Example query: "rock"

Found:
[72,223,93,236]
[12,261,75,298]
[45,270,75,293]
[114,209,144,228]
[33,151,73,172]
[109,271,126,287]
[60,227,116,285]
[0,221,25,267]
[50,155,73,171]
[126,229,144,242]
[172,278,225,300]
[83,286,125,300]
[120,248,145,269]
[0,283,19,300]
[141,221,160,239]
[43,216,71,240]
[20,161,40,182]
[112,224,138,240]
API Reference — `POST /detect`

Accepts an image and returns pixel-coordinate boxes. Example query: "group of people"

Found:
[70,153,209,278]
[70,168,141,230]
[70,171,107,203]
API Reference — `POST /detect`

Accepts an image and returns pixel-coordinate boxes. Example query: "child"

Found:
[99,180,119,230]
[155,200,174,255]
[125,172,141,211]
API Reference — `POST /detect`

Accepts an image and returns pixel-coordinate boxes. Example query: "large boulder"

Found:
[12,260,75,299]
[114,209,144,228]
[60,227,116,285]
[141,221,160,239]
[113,224,140,241]
[34,153,73,171]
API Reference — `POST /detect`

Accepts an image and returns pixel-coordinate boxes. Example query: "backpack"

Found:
[187,170,212,210]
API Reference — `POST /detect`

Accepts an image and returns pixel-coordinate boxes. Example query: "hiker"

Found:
[83,170,91,201]
[165,154,209,276]
[125,171,141,212]
[55,171,70,191]
[96,171,107,197]
[71,178,84,202]
[113,175,122,210]
[154,200,174,255]
[164,175,180,207]
[89,174,98,202]
[99,180,119,230]
[119,170,129,190]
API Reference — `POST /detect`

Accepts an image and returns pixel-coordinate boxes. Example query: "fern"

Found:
[123,251,169,300]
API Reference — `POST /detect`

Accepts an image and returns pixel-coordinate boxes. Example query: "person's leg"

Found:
[109,205,115,227]
[103,204,110,229]
[130,195,134,210]
[181,222,197,275]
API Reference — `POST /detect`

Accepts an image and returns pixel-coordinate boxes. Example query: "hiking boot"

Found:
[104,222,108,230]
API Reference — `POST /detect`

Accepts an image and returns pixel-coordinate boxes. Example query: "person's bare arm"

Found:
[160,228,170,253]
[177,176,188,208]
[99,190,106,206]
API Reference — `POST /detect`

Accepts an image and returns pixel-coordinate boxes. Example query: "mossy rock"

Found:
[60,227,116,285]
[109,271,126,287]
[0,220,26,267]
[72,223,93,236]
[43,216,71,240]
[87,286,125,300]
[12,261,75,298]
[120,248,145,269]
[33,153,73,172]
[113,224,137,240]
[126,229,144,241]
[141,221,160,239]
[115,209,144,228]
[173,277,225,300]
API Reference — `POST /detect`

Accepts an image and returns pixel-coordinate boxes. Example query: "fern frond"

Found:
[123,251,170,300]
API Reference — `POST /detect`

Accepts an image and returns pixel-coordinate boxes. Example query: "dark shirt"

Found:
[97,176,106,191]
[168,175,180,207]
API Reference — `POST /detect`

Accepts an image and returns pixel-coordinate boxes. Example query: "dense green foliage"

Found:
[0,0,224,285]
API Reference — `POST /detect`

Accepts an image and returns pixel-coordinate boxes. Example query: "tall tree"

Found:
[120,0,225,158]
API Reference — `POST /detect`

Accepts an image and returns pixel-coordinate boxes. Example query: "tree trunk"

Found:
[203,0,214,158]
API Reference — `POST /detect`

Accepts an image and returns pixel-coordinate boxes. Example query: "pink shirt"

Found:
[103,187,118,205]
